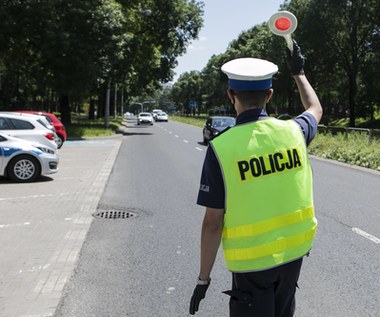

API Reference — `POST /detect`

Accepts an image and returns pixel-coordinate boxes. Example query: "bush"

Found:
[309,131,380,170]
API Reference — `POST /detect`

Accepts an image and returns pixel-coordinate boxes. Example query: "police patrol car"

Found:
[0,133,58,182]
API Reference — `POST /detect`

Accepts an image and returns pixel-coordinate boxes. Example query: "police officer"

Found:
[189,41,323,316]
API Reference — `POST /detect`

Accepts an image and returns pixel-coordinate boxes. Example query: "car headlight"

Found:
[36,146,55,154]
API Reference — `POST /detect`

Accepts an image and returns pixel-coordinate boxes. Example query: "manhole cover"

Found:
[93,209,138,219]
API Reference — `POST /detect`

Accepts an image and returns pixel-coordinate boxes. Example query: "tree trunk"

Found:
[89,98,96,120]
[59,94,71,125]
[348,61,358,127]
[348,75,356,127]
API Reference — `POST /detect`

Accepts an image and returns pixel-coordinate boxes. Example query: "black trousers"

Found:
[224,258,303,317]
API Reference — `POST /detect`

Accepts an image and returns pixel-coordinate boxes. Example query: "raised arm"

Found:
[294,74,323,124]
[286,40,323,124]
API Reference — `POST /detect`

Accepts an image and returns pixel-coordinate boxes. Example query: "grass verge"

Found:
[309,132,380,170]
[65,116,124,139]
[170,115,206,128]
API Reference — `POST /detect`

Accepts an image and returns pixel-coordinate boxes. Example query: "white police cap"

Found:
[221,58,278,90]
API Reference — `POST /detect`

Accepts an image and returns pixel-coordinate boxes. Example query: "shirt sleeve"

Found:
[196,146,225,208]
[294,112,318,146]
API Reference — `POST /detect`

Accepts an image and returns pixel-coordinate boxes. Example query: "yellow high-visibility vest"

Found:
[210,118,317,272]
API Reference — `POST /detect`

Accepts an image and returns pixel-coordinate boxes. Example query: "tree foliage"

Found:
[170,70,203,114]
[0,0,204,123]
[170,0,380,126]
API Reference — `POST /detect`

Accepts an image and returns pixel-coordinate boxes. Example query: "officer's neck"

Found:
[236,103,266,116]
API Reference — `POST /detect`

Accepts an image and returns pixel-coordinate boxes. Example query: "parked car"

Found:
[137,112,154,125]
[0,133,58,182]
[152,109,162,120]
[0,112,58,150]
[15,111,67,148]
[203,116,236,144]
[155,112,168,122]
[2,111,55,132]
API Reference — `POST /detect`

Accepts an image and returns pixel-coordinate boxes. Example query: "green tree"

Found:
[201,54,230,113]
[292,0,380,126]
[170,70,203,114]
[0,0,204,125]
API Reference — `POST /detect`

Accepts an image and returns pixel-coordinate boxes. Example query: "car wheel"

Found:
[57,135,64,149]
[203,133,208,145]
[7,155,41,182]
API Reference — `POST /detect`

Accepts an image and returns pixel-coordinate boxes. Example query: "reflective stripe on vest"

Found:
[211,118,317,272]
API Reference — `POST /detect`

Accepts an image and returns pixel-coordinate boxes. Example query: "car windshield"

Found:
[212,117,235,127]
[139,113,151,117]
[222,118,235,126]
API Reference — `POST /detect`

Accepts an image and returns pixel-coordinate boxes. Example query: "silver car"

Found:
[0,133,59,182]
[155,112,168,122]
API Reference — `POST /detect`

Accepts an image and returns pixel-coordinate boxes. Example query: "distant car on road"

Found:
[155,112,168,122]
[137,112,154,125]
[0,133,59,182]
[203,116,236,144]
[152,109,162,120]
[0,112,58,150]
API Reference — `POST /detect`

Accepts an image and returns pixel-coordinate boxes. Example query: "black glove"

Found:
[286,40,305,75]
[189,280,210,315]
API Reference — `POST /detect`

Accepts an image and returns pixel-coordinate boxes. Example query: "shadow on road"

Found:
[0,175,54,184]
[122,131,154,136]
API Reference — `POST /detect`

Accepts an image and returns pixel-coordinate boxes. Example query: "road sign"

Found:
[189,101,198,109]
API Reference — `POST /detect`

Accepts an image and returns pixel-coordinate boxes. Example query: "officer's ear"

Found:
[265,89,274,104]
[227,89,236,105]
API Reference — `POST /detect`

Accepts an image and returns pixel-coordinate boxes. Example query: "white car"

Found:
[2,111,56,132]
[156,112,168,122]
[0,133,58,182]
[137,112,154,125]
[0,112,58,150]
[152,109,162,120]
[5,111,61,147]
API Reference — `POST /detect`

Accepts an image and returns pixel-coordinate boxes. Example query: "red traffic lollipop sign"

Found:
[268,11,298,52]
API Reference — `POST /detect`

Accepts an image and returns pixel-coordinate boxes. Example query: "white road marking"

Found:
[166,286,176,294]
[175,135,179,138]
[0,192,88,202]
[19,264,51,274]
[0,222,31,229]
[352,228,380,244]
[183,140,189,143]
[168,131,172,134]
[195,147,203,151]
[20,314,53,317]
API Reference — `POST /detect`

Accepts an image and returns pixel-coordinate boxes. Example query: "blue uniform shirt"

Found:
[197,108,318,208]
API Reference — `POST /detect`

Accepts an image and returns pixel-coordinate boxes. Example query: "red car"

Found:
[16,111,67,148]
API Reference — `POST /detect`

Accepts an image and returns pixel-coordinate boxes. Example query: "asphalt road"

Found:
[55,117,380,317]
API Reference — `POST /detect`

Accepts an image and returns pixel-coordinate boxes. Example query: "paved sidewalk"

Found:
[0,136,122,317]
